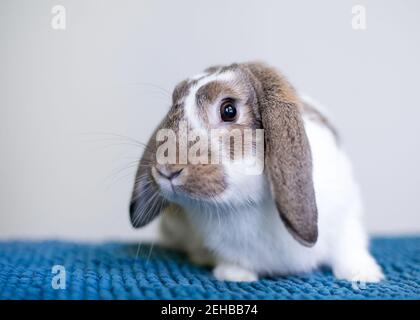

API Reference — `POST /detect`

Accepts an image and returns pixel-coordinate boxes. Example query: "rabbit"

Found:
[129,62,384,283]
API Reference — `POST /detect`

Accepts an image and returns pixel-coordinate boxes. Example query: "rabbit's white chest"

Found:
[186,197,325,275]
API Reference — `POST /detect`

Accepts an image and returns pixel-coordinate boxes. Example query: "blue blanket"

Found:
[0,237,418,299]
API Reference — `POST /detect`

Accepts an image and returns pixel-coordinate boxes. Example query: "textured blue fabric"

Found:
[0,237,418,300]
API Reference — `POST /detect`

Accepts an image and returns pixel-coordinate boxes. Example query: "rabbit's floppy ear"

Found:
[129,130,166,228]
[243,62,318,246]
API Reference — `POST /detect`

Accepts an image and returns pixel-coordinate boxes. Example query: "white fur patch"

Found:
[184,71,235,130]
[213,263,258,282]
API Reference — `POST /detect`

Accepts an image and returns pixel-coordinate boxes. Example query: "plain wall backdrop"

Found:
[1,0,419,240]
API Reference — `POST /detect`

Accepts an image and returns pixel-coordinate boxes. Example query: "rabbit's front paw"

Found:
[213,263,258,282]
[333,254,385,283]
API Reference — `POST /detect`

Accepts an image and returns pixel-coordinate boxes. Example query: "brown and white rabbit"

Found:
[129,62,384,282]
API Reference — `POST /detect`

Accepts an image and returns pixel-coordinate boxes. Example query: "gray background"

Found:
[1,0,419,240]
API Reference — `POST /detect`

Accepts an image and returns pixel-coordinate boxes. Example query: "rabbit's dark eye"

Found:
[220,99,237,122]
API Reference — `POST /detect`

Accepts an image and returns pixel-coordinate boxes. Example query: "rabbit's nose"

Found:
[155,165,184,180]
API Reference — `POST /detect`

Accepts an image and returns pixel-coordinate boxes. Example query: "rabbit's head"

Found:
[130,62,318,246]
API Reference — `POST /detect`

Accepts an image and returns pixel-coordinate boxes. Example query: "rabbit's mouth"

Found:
[151,165,193,204]
[151,166,181,198]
